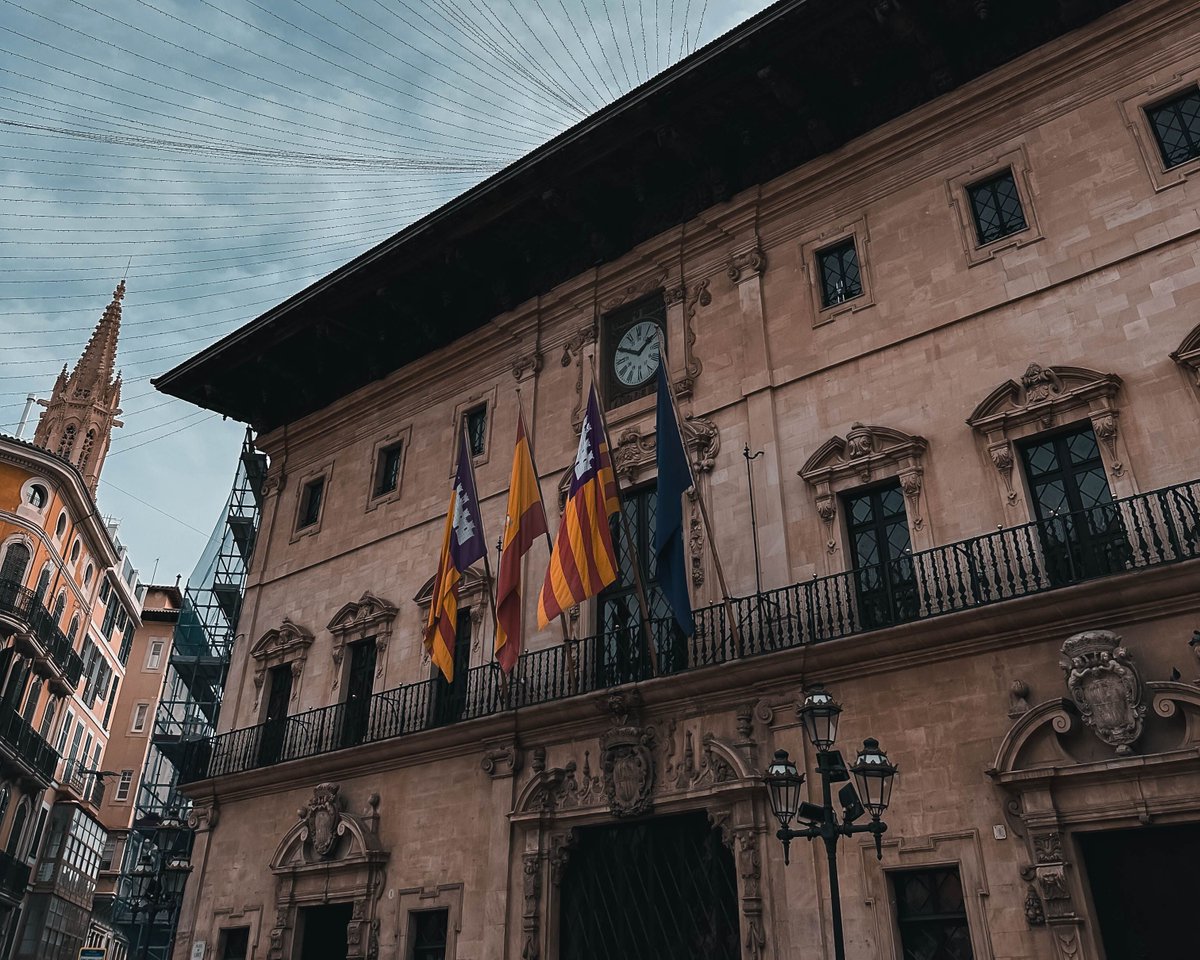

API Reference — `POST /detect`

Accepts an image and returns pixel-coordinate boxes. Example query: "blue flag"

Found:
[654,362,695,636]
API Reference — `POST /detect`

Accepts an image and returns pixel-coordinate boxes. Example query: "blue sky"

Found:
[0,0,769,585]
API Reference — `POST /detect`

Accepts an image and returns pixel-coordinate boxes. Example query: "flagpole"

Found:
[586,355,660,677]
[459,418,508,703]
[515,389,579,694]
[655,328,745,657]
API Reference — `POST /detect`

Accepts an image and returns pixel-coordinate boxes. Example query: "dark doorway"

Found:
[257,663,292,765]
[340,638,377,748]
[432,610,472,726]
[1078,823,1200,960]
[559,811,739,960]
[298,903,352,960]
[843,480,918,630]
[1019,424,1130,584]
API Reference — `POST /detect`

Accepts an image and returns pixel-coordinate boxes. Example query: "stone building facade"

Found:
[160,1,1200,958]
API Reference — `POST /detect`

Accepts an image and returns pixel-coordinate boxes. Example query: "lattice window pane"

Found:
[1148,87,1200,168]
[817,239,862,307]
[967,169,1027,244]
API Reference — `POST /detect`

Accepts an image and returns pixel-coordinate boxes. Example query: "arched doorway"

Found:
[559,811,739,960]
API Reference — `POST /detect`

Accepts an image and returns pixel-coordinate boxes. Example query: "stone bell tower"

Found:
[33,281,125,493]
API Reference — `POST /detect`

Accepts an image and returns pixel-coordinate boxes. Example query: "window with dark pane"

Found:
[967,169,1027,245]
[409,908,449,960]
[1018,424,1130,583]
[374,441,403,497]
[817,239,862,308]
[465,405,487,457]
[842,480,918,629]
[892,867,974,960]
[1147,87,1200,168]
[298,477,324,529]
[220,927,250,960]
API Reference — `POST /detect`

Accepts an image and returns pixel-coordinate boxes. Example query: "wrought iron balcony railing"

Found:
[0,699,59,786]
[0,579,86,689]
[178,478,1200,784]
[0,847,31,904]
[59,758,106,807]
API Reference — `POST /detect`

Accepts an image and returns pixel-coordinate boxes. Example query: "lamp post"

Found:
[763,684,898,960]
[132,811,191,960]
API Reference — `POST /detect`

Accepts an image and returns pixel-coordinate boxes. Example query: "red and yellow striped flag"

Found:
[538,386,620,626]
[495,410,549,674]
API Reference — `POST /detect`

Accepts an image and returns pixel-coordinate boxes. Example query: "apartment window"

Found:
[115,770,133,802]
[56,710,74,752]
[817,239,862,307]
[55,512,67,538]
[409,909,449,960]
[298,477,325,529]
[131,703,149,733]
[892,867,974,960]
[21,678,42,725]
[118,621,134,666]
[99,836,116,871]
[374,441,404,497]
[39,698,56,739]
[1147,87,1200,168]
[83,563,93,587]
[27,485,47,509]
[68,615,80,644]
[0,541,30,584]
[465,405,488,457]
[28,808,46,862]
[70,539,81,562]
[103,676,119,729]
[146,641,164,671]
[967,169,1027,245]
[220,927,250,960]
[99,579,110,602]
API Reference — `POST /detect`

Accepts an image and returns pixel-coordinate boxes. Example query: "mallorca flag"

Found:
[424,429,487,681]
[538,386,620,627]
[495,410,549,674]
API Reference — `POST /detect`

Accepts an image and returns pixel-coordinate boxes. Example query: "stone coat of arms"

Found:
[600,725,655,818]
[299,782,343,860]
[1060,630,1144,754]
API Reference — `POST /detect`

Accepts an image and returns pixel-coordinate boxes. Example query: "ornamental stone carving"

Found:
[1060,630,1145,754]
[327,592,398,685]
[609,412,720,484]
[726,246,767,284]
[250,619,314,705]
[521,852,542,960]
[300,782,343,860]
[1171,322,1200,388]
[600,723,656,817]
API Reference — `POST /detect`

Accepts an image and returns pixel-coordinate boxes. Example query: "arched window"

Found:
[22,678,41,725]
[33,567,51,602]
[83,564,93,587]
[38,698,56,739]
[55,512,67,539]
[0,786,10,828]
[5,802,29,858]
[79,429,96,470]
[26,485,47,509]
[57,423,76,459]
[68,616,80,644]
[0,542,30,585]
[70,540,81,563]
[52,592,66,623]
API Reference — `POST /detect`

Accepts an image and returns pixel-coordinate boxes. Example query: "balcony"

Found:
[58,759,106,808]
[0,700,58,786]
[178,478,1200,784]
[0,848,31,905]
[0,580,85,692]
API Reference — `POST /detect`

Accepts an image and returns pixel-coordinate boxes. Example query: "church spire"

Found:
[33,281,126,494]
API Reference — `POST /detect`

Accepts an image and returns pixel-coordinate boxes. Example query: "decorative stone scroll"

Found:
[610,412,720,484]
[799,423,930,554]
[600,723,656,818]
[1170,322,1200,389]
[250,619,314,707]
[327,593,398,686]
[1060,630,1145,755]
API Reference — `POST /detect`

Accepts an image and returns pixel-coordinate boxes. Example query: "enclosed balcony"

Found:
[0,581,85,694]
[0,698,58,787]
[178,478,1200,785]
[0,848,31,907]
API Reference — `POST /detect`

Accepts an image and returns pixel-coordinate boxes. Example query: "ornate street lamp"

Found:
[763,686,898,960]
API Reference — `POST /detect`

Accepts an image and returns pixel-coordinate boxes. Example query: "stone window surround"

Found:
[798,423,931,574]
[860,830,994,960]
[203,905,264,960]
[1118,68,1200,192]
[327,592,398,692]
[16,476,52,523]
[413,570,489,672]
[290,461,334,542]
[0,533,35,585]
[966,363,1133,518]
[945,143,1043,267]
[365,425,412,513]
[394,884,463,960]
[800,215,877,327]
[450,385,498,473]
[1171,320,1200,392]
[249,618,315,718]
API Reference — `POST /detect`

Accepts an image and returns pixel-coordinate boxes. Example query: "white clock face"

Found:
[614,320,661,387]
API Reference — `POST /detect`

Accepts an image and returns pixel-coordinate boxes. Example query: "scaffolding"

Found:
[110,429,266,960]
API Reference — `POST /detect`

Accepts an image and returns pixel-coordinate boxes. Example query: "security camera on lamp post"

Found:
[763,684,898,960]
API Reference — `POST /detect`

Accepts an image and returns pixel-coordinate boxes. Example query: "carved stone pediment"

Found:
[250,619,314,701]
[967,363,1121,433]
[328,592,398,683]
[610,412,719,483]
[1060,630,1144,755]
[272,783,385,870]
[1171,322,1200,388]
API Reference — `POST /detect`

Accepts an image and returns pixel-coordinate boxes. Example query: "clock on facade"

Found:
[602,292,666,407]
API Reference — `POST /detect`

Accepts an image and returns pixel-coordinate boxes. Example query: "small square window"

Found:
[220,927,250,960]
[1147,87,1200,168]
[817,240,862,308]
[967,169,1027,245]
[465,405,487,458]
[410,909,449,960]
[374,442,404,498]
[131,703,149,733]
[298,477,325,529]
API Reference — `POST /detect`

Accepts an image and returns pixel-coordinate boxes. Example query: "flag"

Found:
[424,429,487,681]
[654,362,696,635]
[538,386,621,626]
[495,410,549,674]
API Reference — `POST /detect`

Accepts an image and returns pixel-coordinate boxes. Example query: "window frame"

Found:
[450,387,498,471]
[800,215,877,326]
[290,462,334,540]
[965,168,1029,246]
[130,702,150,734]
[945,146,1042,266]
[408,908,450,960]
[1119,74,1200,191]
[816,238,864,309]
[146,640,165,671]
[114,770,133,802]
[1145,85,1200,170]
[890,865,976,960]
[366,426,412,511]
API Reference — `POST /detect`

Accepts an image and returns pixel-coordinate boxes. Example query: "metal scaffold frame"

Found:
[110,429,266,960]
